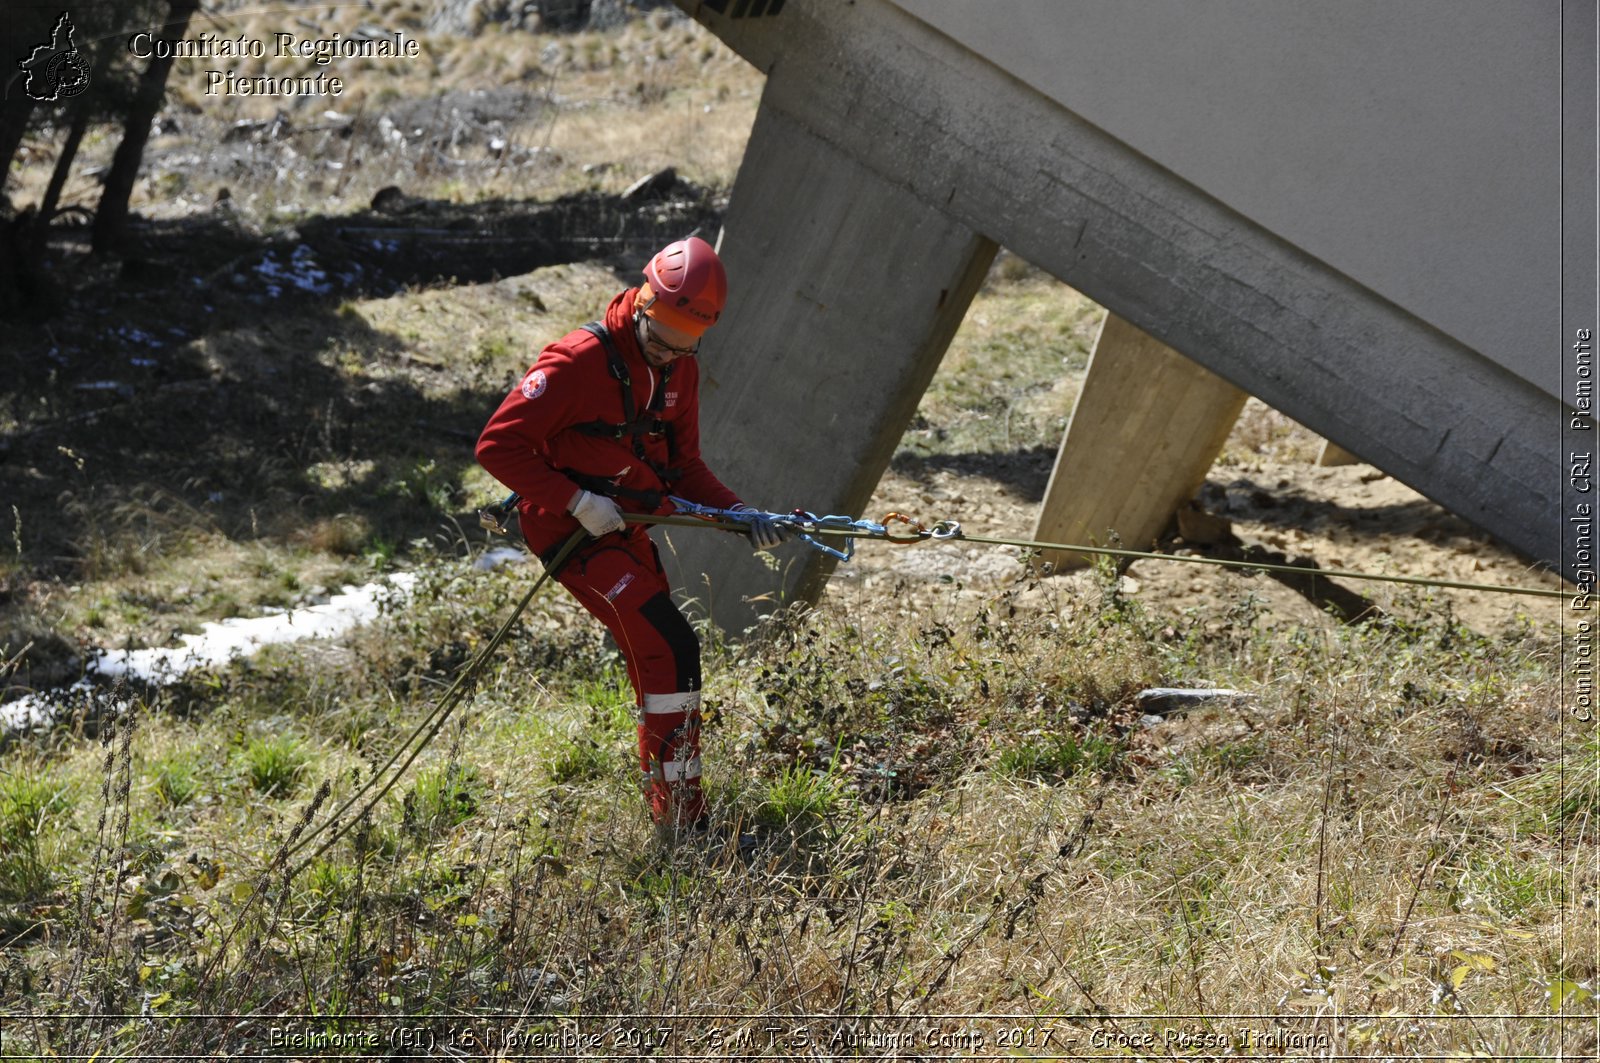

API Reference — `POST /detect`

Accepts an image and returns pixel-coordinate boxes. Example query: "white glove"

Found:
[569,489,625,537]
[733,504,789,551]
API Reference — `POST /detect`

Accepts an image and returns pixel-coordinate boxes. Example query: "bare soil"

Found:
[845,430,1563,640]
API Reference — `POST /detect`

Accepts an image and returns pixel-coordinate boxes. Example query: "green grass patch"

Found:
[237,733,311,797]
[148,752,205,809]
[548,738,614,785]
[994,730,1121,782]
[402,762,480,836]
[0,768,73,902]
[757,761,844,827]
[1499,730,1600,837]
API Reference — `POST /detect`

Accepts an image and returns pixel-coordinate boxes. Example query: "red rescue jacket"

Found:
[475,288,741,555]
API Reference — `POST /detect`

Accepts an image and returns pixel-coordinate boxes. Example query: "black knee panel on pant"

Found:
[638,592,701,692]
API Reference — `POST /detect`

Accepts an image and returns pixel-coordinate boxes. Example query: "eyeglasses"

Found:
[641,318,699,358]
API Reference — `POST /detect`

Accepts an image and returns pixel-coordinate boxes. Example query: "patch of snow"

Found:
[1,574,415,735]
[0,689,71,731]
[254,244,334,296]
[115,326,164,348]
[473,547,529,572]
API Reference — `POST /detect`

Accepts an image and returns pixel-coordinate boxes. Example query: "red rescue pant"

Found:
[555,529,704,826]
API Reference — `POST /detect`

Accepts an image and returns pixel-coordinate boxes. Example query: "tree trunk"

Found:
[0,110,88,321]
[90,0,200,255]
[0,99,38,206]
[0,210,33,319]
[39,109,89,223]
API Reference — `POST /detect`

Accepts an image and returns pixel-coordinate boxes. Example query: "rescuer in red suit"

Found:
[476,236,784,839]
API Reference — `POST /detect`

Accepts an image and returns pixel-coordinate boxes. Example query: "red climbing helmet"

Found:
[638,236,727,337]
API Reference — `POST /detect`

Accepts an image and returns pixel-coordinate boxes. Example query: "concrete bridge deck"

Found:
[664,0,1593,624]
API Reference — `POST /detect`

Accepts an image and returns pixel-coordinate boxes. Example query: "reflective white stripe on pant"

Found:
[642,691,700,714]
[646,752,704,784]
[659,756,702,783]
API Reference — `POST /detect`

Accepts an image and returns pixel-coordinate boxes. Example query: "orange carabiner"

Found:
[880,512,926,545]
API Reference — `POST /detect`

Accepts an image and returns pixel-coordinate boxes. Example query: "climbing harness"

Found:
[562,321,682,509]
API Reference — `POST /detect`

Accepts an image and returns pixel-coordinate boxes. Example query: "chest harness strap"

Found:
[560,321,682,509]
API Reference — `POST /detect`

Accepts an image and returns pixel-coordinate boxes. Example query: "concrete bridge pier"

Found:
[660,89,996,631]
[666,0,1574,624]
[1034,314,1248,570]
[1317,440,1364,467]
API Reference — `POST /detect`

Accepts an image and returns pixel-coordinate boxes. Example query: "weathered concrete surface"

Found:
[660,92,995,627]
[674,0,1570,601]
[1562,0,1599,592]
[1035,315,1248,570]
[892,0,1560,401]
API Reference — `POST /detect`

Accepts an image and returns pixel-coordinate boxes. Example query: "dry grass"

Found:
[5,562,1578,1056]
[10,4,760,223]
[906,254,1104,460]
[1221,397,1327,466]
[9,297,1576,1051]
[2,6,1590,1059]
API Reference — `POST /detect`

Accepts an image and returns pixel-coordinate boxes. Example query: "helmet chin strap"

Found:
[633,311,671,367]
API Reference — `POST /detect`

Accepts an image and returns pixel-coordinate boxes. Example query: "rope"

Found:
[626,512,1568,601]
[283,496,1560,875]
[282,529,587,876]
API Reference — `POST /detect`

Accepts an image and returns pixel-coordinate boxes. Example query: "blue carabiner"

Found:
[788,510,856,562]
[668,497,893,564]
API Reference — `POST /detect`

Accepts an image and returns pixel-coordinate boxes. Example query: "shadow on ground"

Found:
[890,445,1057,502]
[1198,477,1498,547]
[0,186,722,683]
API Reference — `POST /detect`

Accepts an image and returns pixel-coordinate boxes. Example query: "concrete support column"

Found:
[1034,314,1247,570]
[1316,439,1363,466]
[661,89,997,632]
